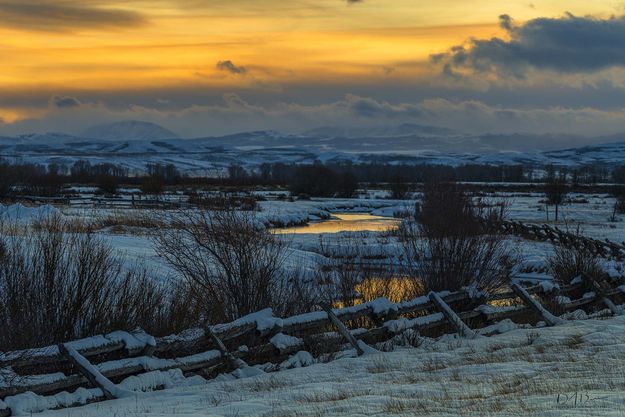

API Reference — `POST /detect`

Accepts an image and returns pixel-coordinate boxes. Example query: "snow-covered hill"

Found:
[82,120,179,141]
[304,123,457,138]
[1,124,625,175]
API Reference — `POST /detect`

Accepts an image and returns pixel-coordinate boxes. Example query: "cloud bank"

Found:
[433,13,625,77]
[4,93,625,138]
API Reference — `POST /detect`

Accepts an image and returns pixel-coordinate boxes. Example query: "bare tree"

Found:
[0,215,175,351]
[545,174,568,222]
[153,208,296,322]
[401,182,515,294]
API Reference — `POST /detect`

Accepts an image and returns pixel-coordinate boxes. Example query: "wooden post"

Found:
[58,344,120,400]
[592,279,622,316]
[428,292,477,339]
[511,283,564,326]
[320,303,365,356]
[205,326,248,369]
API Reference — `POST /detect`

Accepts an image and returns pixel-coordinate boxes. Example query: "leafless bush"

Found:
[547,243,605,285]
[95,211,165,230]
[314,236,365,307]
[313,235,415,306]
[401,181,515,293]
[0,215,179,351]
[153,208,303,322]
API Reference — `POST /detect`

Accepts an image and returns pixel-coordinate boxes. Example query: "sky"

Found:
[2,0,625,137]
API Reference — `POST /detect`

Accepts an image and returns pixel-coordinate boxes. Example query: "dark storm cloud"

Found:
[433,13,625,76]
[0,1,147,31]
[216,60,248,75]
[51,95,82,108]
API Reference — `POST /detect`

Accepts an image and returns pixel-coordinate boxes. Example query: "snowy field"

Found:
[488,191,625,243]
[3,191,625,416]
[2,190,625,282]
[31,315,625,417]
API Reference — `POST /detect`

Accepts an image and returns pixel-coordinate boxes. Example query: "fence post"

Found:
[591,279,622,316]
[320,303,366,356]
[511,283,564,326]
[428,292,477,339]
[206,326,248,369]
[58,344,120,400]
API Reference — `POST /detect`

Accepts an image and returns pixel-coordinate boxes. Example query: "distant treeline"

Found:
[0,158,623,199]
[0,160,182,197]
[234,162,617,193]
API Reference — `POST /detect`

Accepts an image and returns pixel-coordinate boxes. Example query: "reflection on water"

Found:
[274,213,401,234]
[356,276,416,303]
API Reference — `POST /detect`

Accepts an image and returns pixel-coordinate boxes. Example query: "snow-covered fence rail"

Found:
[1,275,624,416]
[484,219,625,259]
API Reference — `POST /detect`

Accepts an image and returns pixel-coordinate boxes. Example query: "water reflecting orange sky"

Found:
[274,213,400,235]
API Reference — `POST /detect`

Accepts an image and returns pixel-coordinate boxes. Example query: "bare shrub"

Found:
[313,235,413,306]
[0,215,176,351]
[95,211,165,230]
[547,243,604,285]
[401,181,515,293]
[153,208,302,322]
[314,236,365,307]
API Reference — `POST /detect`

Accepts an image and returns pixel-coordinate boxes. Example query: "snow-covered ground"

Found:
[31,315,625,417]
[488,191,625,243]
[3,124,625,175]
[3,191,625,281]
[3,192,625,416]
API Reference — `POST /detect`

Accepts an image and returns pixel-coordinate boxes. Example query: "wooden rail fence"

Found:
[1,274,623,416]
[485,219,625,260]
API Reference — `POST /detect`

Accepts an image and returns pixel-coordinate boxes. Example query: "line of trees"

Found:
[249,162,528,185]
[2,157,625,202]
[0,159,184,198]
[251,162,619,185]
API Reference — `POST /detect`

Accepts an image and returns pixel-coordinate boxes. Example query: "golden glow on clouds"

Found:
[0,0,619,121]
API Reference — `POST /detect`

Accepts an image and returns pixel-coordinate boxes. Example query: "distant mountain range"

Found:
[0,120,624,175]
[303,123,457,138]
[82,121,179,141]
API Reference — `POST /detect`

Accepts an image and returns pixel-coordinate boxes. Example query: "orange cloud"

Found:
[0,0,619,126]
